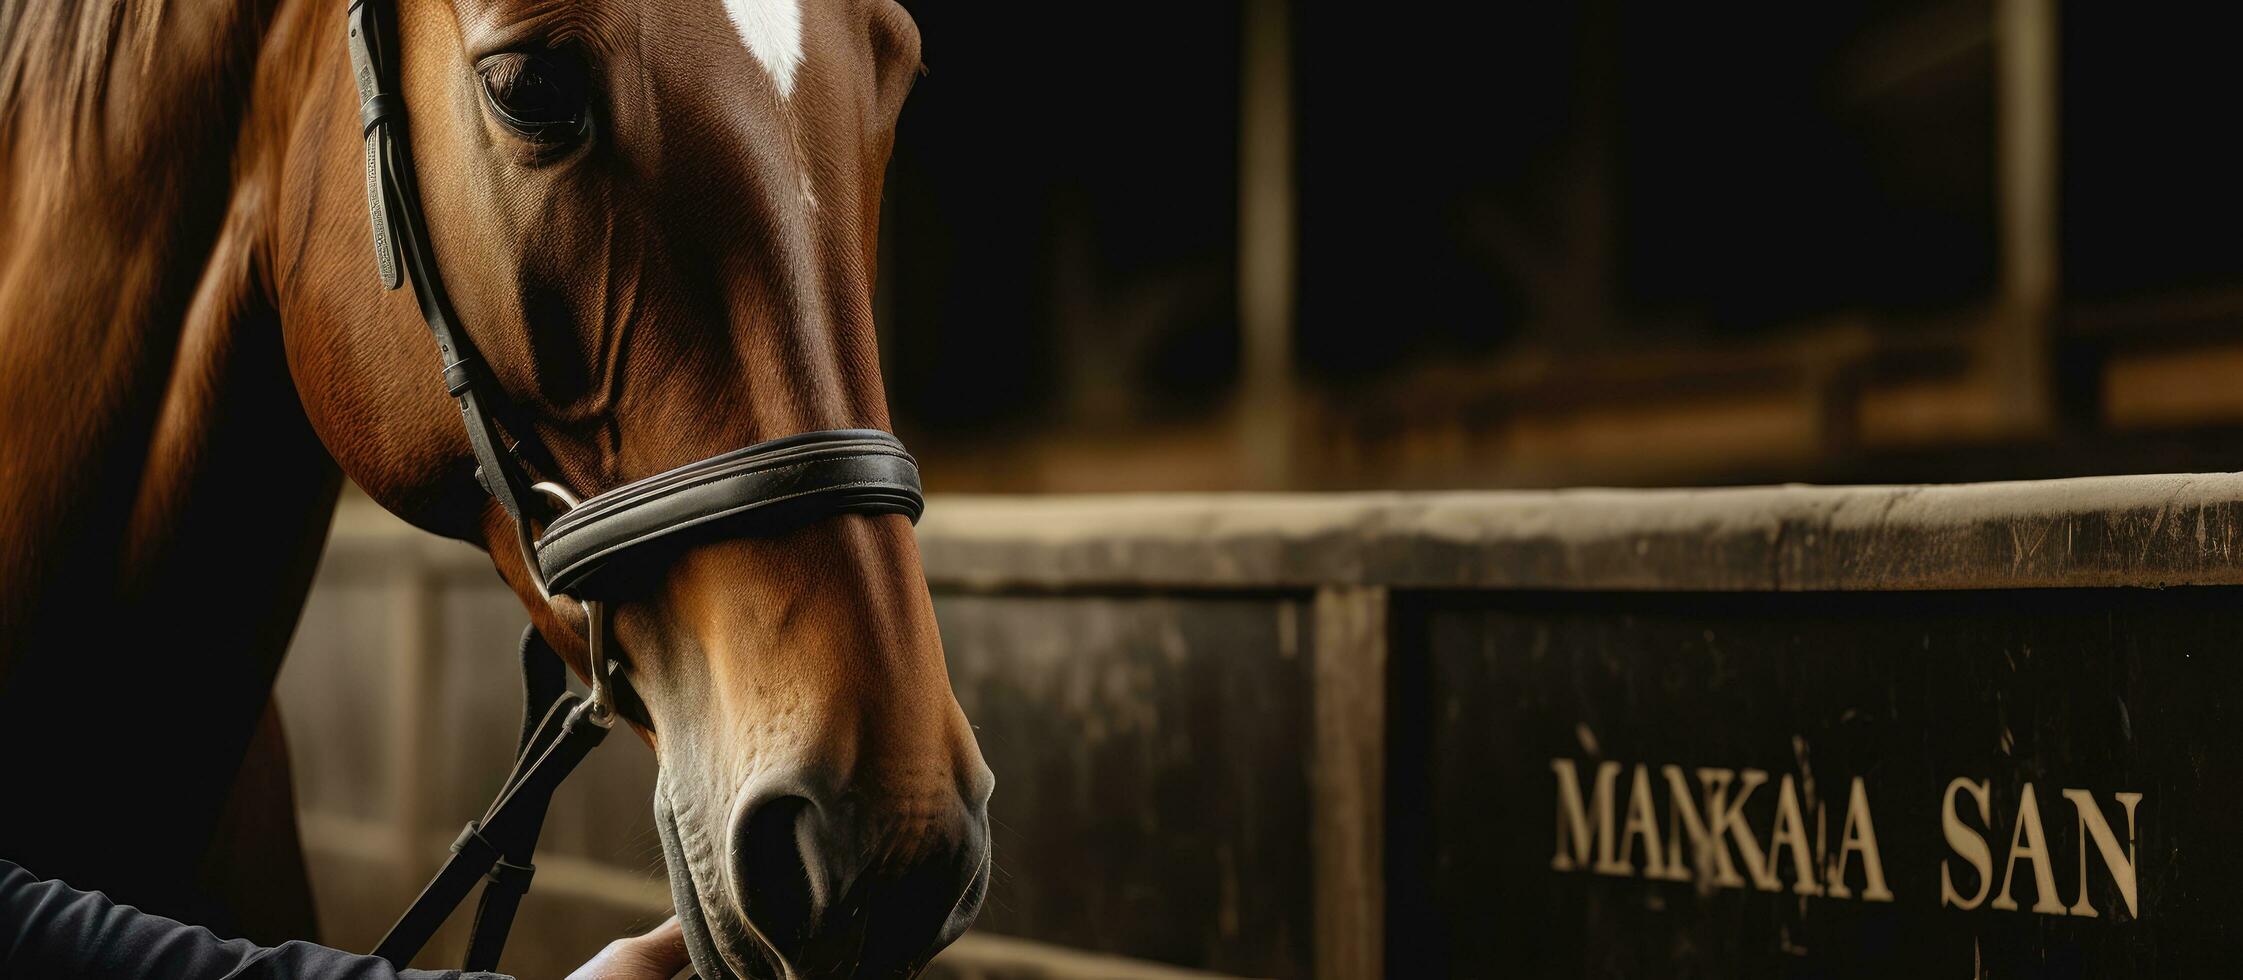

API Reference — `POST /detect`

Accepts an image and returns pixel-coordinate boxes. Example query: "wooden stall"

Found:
[283,473,2243,978]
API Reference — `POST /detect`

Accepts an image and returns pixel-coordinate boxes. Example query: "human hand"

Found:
[564,916,693,980]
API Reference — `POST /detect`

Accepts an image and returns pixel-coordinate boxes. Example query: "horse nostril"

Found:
[720,783,992,975]
[735,794,819,950]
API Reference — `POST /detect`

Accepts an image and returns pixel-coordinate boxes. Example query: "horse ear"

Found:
[869,2,922,126]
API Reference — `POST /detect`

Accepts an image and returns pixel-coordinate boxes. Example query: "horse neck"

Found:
[0,0,336,676]
[0,0,352,920]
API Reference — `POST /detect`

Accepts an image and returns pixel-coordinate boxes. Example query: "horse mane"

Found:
[1,1,153,178]
[0,0,287,639]
[0,0,277,234]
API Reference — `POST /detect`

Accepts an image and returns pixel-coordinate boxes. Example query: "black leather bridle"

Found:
[345,0,923,971]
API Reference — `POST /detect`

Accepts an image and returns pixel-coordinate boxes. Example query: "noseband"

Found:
[344,0,921,971]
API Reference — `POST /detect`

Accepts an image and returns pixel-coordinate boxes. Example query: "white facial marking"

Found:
[722,0,804,99]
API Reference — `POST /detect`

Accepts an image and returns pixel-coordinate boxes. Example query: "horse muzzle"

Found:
[658,762,992,980]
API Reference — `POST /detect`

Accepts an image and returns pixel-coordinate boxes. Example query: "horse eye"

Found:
[477,51,588,142]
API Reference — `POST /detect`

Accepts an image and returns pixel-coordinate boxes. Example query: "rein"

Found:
[344,0,923,970]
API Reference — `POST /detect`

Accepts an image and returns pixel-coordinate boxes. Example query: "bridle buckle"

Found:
[526,481,615,727]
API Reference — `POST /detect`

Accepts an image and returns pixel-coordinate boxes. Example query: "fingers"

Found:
[564,916,693,980]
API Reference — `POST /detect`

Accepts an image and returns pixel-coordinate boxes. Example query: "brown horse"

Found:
[0,0,991,976]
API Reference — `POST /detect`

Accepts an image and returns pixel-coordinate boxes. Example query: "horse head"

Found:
[274,0,990,974]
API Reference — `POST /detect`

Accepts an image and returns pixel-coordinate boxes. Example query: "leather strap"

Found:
[346,0,401,290]
[373,631,609,969]
[353,1,570,968]
[514,626,568,752]
[536,429,924,598]
[459,630,571,971]
[347,0,538,531]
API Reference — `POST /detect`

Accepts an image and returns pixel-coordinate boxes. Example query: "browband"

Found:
[535,429,923,598]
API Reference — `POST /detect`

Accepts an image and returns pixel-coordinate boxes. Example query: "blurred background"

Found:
[876,0,2243,493]
[276,0,2243,977]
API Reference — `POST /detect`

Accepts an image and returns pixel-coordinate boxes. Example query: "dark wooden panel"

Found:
[1411,588,2243,979]
[936,592,1314,978]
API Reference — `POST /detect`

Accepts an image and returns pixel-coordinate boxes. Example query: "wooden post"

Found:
[1312,586,1386,980]
[1994,0,2058,431]
[1239,0,1296,488]
[388,556,442,890]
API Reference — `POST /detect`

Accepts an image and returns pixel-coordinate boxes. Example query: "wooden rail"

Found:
[288,473,2243,978]
[915,474,2243,591]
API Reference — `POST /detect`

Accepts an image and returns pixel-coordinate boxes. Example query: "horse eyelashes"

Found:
[478,51,590,143]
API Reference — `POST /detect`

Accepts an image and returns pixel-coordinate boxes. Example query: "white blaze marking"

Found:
[722,0,804,99]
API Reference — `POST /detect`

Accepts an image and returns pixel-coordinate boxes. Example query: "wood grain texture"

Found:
[914,474,2243,592]
[935,592,1313,977]
[1312,587,1386,980]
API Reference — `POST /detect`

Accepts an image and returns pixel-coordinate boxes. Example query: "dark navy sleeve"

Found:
[0,860,510,980]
